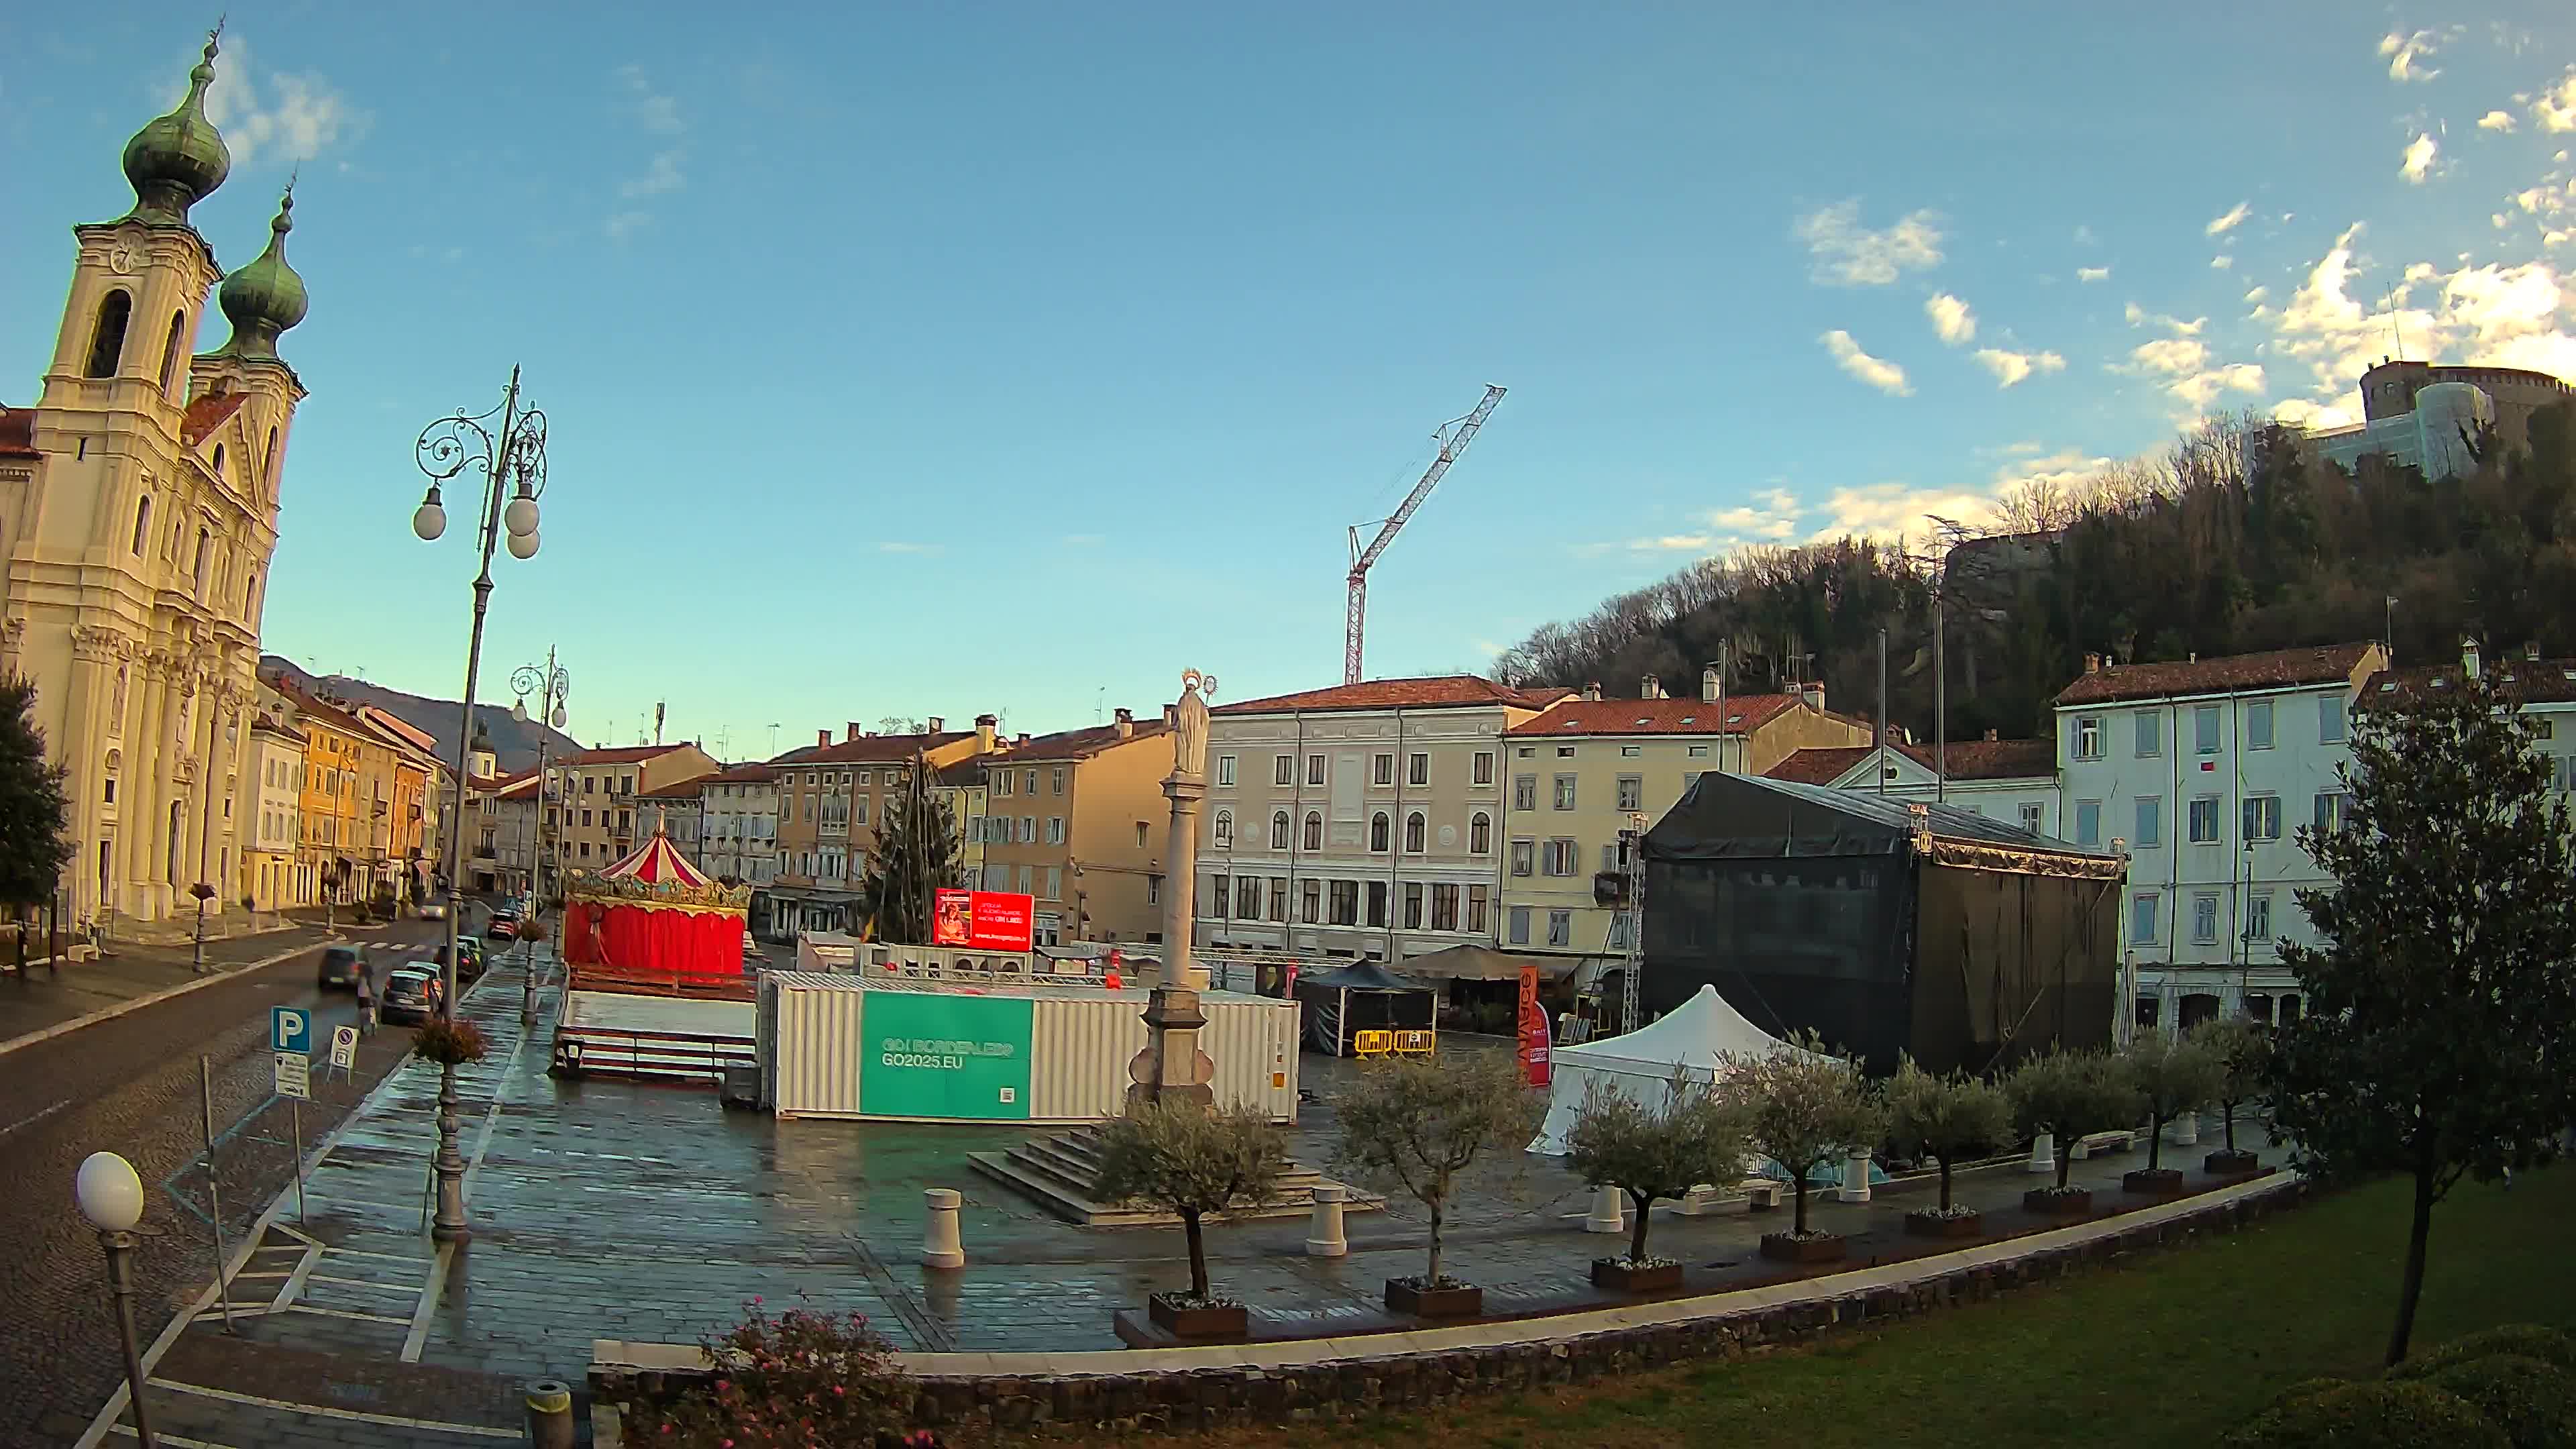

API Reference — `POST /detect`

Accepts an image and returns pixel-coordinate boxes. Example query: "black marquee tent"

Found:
[1294,961,1438,1057]
[1641,773,2125,1075]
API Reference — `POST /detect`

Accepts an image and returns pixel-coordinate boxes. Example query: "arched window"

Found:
[1369,812,1390,853]
[1303,811,1322,851]
[244,569,258,616]
[1212,809,1232,849]
[1404,812,1426,853]
[86,290,132,378]
[193,527,210,591]
[1270,810,1290,849]
[131,494,152,555]
[158,311,186,395]
[211,443,225,480]
[1470,811,1492,855]
[265,427,280,494]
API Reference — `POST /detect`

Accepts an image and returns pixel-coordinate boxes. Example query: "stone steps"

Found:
[966,1126,1380,1228]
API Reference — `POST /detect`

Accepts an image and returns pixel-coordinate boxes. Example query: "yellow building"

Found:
[555,742,720,873]
[239,710,305,910]
[977,710,1175,945]
[0,34,309,924]
[934,757,992,895]
[770,722,991,937]
[264,677,366,904]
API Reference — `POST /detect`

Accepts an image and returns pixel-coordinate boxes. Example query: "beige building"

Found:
[934,758,992,902]
[0,36,309,924]
[1194,676,1570,961]
[239,710,305,910]
[977,710,1173,947]
[1497,672,1870,967]
[769,720,992,937]
[552,742,718,874]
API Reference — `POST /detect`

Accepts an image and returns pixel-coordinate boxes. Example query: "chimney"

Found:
[1582,682,1603,702]
[2462,637,2481,680]
[1984,729,1998,741]
[926,716,945,733]
[1642,674,1662,700]
[1163,703,1178,728]
[1014,733,1030,747]
[1701,667,1720,702]
[846,722,864,743]
[2084,652,2102,674]
[1113,707,1134,739]
[975,713,998,751]
[1799,682,1824,713]
[816,729,831,748]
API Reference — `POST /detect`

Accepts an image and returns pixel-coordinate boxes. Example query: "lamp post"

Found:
[511,653,568,1027]
[411,367,548,1244]
[76,1151,156,1448]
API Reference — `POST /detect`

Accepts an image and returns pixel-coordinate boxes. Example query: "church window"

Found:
[87,290,132,378]
[245,570,258,615]
[265,427,280,495]
[193,528,210,591]
[158,311,186,396]
[211,444,225,480]
[131,496,152,555]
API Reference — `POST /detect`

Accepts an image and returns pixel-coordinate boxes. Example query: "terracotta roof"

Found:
[1002,720,1172,763]
[699,762,777,784]
[494,774,543,801]
[2363,656,2576,708]
[1214,676,1570,716]
[264,675,369,738]
[180,392,250,447]
[800,731,972,765]
[638,777,708,800]
[0,407,37,460]
[1764,737,2057,786]
[1763,746,1878,785]
[2051,643,2378,707]
[562,743,701,766]
[936,759,988,786]
[1508,694,1801,737]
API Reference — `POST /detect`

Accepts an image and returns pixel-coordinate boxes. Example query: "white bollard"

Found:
[2169,1110,2200,1146]
[1305,1184,1349,1257]
[1585,1183,1627,1235]
[2027,1132,2056,1175]
[921,1187,965,1269]
[1836,1147,1872,1203]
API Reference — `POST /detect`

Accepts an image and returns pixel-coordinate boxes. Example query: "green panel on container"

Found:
[859,992,1035,1120]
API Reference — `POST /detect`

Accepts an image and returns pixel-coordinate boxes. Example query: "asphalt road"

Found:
[0,914,466,1444]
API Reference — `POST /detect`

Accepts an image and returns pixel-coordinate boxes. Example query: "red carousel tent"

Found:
[561,816,751,980]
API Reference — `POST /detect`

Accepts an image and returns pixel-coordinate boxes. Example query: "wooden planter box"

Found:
[2123,1168,2186,1196]
[2023,1187,2094,1215]
[2204,1148,2262,1177]
[1590,1258,1684,1293]
[1759,1232,1846,1264]
[1146,1293,1248,1340]
[1385,1279,1483,1318]
[1904,1210,1984,1239]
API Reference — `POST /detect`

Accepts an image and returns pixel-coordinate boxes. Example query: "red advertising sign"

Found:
[933,889,1036,951]
[1516,963,1552,1087]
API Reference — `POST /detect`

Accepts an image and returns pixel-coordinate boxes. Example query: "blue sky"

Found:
[6,3,2574,759]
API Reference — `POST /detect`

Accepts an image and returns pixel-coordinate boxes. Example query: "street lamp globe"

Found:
[504,492,539,539]
[75,1151,144,1232]
[550,704,568,728]
[506,528,539,560]
[511,697,529,724]
[412,487,447,542]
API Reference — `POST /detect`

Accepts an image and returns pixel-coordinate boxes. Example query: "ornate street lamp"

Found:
[76,1151,157,1447]
[511,651,570,1025]
[411,367,547,1244]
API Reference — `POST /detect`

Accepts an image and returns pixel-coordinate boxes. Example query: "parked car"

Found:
[437,938,488,982]
[486,908,519,941]
[381,965,443,1025]
[317,945,366,991]
[420,900,448,921]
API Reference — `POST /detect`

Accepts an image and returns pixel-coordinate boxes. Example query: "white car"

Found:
[420,902,448,920]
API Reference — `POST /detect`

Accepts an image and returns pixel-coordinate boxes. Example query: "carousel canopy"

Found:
[598,823,712,888]
[567,812,749,913]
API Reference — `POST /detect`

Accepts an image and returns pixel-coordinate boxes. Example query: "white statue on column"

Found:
[1133,668,1220,1114]
[1171,668,1214,780]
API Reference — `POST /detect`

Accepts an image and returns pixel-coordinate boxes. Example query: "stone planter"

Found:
[1146,1293,1248,1340]
[1385,1279,1483,1318]
[1759,1232,1846,1264]
[2123,1168,2186,1197]
[2204,1148,2262,1177]
[1590,1258,1684,1293]
[1904,1209,1984,1239]
[2023,1187,2094,1216]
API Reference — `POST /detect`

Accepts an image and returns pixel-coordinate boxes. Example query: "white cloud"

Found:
[186,35,356,170]
[2168,363,2267,409]
[1700,488,1803,543]
[2401,132,2440,183]
[2534,69,2576,133]
[2378,29,2446,83]
[2124,303,2207,336]
[1811,482,2002,542]
[1972,348,2066,388]
[1794,200,1944,286]
[1925,292,1977,344]
[1819,330,1914,395]
[2272,396,2357,431]
[2129,337,2210,376]
[2268,221,2576,403]
[2244,285,2271,303]
[616,64,684,133]
[619,150,684,199]
[2212,255,2234,270]
[2076,266,2110,283]
[2479,109,2518,132]
[2206,202,2251,235]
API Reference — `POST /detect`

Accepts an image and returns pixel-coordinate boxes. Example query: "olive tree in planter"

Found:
[2120,1030,2224,1195]
[2007,1047,2140,1214]
[1093,1102,1286,1340]
[1884,1055,2013,1238]
[1730,1036,1886,1264]
[1334,1050,1541,1318]
[2191,1016,2270,1175]
[1564,1068,1754,1292]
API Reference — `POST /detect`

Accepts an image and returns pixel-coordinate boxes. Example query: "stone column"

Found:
[920,1188,965,1269]
[1585,1184,1627,1234]
[127,659,170,916]
[2167,1109,2199,1146]
[1128,671,1217,1114]
[2027,1132,2055,1175]
[63,631,117,920]
[1304,1184,1349,1257]
[1836,1147,1873,1203]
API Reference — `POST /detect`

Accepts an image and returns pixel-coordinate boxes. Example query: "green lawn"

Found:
[1170,1167,2576,1449]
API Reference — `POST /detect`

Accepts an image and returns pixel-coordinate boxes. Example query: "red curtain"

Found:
[596,903,743,977]
[564,902,605,967]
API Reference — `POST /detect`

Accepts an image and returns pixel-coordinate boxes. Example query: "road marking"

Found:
[399,1241,456,1363]
[109,1426,236,1448]
[145,1379,520,1438]
[281,1303,412,1325]
[0,1098,70,1138]
[0,936,325,1061]
[306,1273,421,1293]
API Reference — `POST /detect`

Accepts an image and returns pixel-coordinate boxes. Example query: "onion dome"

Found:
[122,34,231,225]
[210,189,309,362]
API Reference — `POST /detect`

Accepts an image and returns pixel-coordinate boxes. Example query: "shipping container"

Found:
[759,971,1299,1123]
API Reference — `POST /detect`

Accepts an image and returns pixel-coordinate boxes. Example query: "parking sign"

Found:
[270,1006,311,1055]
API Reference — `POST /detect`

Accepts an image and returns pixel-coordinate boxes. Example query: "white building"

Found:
[239,712,305,910]
[1764,733,2061,838]
[2053,643,2387,1033]
[695,761,780,932]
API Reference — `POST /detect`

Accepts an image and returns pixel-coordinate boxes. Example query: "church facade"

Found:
[0,32,310,926]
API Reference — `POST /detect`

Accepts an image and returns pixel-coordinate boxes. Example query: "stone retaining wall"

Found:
[594,1175,2308,1438]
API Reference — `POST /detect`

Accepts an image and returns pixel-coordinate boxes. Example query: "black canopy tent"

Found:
[1641,773,2124,1075]
[1294,961,1438,1057]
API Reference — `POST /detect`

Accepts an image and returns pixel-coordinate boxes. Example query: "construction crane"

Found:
[1344,384,1507,685]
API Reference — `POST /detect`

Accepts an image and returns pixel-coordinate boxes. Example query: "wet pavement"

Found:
[78,956,2288,1446]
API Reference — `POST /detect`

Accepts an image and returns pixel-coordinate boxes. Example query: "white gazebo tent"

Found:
[1529,983,1826,1157]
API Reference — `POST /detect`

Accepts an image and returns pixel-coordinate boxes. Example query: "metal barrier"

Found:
[551,1024,755,1085]
[1351,1028,1436,1057]
[857,942,1112,988]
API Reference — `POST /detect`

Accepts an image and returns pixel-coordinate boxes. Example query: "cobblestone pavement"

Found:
[1,915,455,1444]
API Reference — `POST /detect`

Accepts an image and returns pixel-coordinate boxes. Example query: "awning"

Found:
[1398,944,1582,982]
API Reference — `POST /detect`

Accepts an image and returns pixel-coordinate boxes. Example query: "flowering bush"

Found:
[411,1017,488,1066]
[645,1299,918,1448]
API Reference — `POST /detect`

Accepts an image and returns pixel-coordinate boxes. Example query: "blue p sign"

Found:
[270,1006,311,1055]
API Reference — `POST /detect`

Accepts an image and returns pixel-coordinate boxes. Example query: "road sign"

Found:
[328,1024,360,1073]
[273,1051,311,1099]
[270,1006,311,1055]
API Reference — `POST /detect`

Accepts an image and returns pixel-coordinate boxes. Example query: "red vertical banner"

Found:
[1516,963,1552,1087]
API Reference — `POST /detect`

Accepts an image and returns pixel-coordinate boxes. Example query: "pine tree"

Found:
[855,752,961,945]
[0,676,76,911]
[2267,665,2576,1366]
